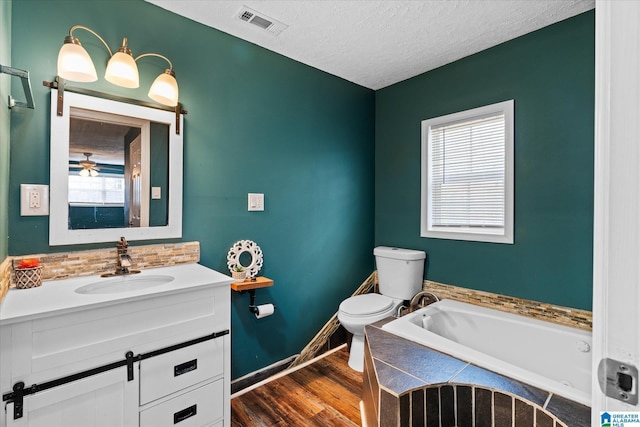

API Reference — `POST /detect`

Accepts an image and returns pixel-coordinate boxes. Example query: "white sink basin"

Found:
[75,275,175,295]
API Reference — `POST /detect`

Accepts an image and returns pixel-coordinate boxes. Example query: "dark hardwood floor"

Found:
[231,347,363,426]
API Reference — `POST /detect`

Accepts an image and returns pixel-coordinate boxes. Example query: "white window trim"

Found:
[420,100,514,244]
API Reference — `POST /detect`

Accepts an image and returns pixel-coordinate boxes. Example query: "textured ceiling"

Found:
[146,0,594,90]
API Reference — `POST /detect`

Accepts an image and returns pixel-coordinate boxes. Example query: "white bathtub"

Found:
[382,299,592,406]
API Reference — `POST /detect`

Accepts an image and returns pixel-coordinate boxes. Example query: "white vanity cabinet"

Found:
[4,367,138,427]
[0,264,232,427]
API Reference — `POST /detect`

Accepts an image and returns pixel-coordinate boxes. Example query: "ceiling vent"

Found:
[235,6,288,36]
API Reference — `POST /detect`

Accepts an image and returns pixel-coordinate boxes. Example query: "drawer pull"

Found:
[174,359,198,377]
[173,404,197,424]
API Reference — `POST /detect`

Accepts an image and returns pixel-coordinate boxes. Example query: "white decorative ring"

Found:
[227,240,263,278]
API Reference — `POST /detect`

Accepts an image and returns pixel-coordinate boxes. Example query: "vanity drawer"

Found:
[139,379,223,427]
[139,338,224,404]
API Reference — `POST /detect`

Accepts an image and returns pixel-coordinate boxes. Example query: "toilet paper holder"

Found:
[245,289,276,315]
[230,276,276,318]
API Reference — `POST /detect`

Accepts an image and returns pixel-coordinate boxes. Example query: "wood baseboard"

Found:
[231,354,298,395]
[231,345,347,399]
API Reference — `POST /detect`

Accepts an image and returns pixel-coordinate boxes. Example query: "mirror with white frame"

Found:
[49,90,183,245]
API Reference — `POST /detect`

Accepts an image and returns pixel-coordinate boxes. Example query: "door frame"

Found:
[592,0,640,421]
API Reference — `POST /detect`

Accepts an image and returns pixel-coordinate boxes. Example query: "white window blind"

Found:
[421,100,514,244]
[430,114,505,227]
[68,174,125,207]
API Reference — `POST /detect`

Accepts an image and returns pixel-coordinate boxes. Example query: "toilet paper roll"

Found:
[255,303,275,319]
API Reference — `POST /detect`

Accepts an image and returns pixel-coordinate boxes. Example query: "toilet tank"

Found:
[374,246,426,300]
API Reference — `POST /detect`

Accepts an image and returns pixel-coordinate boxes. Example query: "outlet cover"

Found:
[21,184,49,216]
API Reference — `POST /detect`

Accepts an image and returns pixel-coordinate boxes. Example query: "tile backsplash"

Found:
[0,257,10,301]
[6,241,200,288]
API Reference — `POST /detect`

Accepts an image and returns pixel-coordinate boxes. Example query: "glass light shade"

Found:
[148,70,179,107]
[105,51,139,88]
[57,43,98,82]
[79,168,90,177]
[90,169,99,177]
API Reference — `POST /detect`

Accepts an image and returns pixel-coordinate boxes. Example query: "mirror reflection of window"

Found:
[66,109,169,230]
[68,173,126,229]
[68,174,125,205]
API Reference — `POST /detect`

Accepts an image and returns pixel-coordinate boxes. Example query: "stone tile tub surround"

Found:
[424,280,592,332]
[363,325,591,427]
[350,274,592,332]
[2,241,200,297]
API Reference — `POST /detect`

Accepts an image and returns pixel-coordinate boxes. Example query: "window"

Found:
[421,100,514,244]
[68,174,125,207]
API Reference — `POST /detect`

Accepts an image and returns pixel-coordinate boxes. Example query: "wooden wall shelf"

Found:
[230,276,273,292]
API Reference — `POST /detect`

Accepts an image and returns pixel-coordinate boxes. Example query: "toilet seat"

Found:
[337,292,400,372]
[339,293,394,317]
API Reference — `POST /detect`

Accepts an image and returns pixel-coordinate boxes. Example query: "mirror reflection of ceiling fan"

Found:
[69,152,100,177]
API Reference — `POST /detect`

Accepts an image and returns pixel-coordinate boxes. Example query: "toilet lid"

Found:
[339,293,394,316]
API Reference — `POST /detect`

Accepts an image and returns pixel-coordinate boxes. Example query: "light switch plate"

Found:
[248,193,264,211]
[151,187,162,200]
[21,184,49,216]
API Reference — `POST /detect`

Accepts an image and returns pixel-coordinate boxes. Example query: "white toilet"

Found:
[338,246,426,371]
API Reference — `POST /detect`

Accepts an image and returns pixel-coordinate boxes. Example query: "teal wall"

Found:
[0,0,10,261]
[9,0,375,379]
[375,11,595,310]
[7,0,595,378]
[149,122,169,227]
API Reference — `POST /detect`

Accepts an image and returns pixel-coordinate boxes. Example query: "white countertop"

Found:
[0,263,233,325]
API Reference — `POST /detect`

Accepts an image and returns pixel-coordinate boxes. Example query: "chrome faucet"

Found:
[102,237,140,277]
[397,290,440,317]
[409,290,440,307]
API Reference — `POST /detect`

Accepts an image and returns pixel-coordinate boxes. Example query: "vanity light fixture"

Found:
[57,25,179,107]
[104,38,139,88]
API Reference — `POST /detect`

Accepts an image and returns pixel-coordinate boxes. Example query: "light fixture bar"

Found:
[43,78,187,134]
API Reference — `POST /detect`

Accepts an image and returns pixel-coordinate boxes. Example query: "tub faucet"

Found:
[397,290,440,317]
[410,290,440,307]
